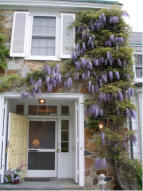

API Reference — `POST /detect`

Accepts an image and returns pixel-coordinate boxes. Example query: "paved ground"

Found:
[0,179,83,190]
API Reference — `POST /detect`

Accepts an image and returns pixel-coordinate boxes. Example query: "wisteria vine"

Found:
[20,7,141,189]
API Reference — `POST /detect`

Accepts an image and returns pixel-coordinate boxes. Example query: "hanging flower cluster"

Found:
[95,157,106,169]
[70,8,135,121]
[21,64,62,98]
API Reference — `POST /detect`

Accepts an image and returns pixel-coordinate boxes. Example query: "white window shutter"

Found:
[10,12,28,57]
[61,13,75,59]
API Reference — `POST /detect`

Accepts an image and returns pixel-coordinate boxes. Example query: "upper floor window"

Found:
[31,16,56,57]
[134,54,142,79]
[10,12,75,60]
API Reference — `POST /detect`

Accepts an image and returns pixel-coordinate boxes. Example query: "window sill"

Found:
[24,56,61,61]
[133,78,143,83]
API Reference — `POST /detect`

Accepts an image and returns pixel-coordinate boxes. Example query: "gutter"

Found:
[0,0,122,9]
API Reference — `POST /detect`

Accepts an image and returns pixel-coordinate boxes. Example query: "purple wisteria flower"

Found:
[102,158,106,168]
[101,132,105,145]
[95,157,107,169]
[131,134,137,144]
[114,71,120,80]
[118,91,124,102]
[127,87,134,97]
[21,91,29,99]
[109,16,119,24]
[88,36,94,49]
[101,73,107,83]
[109,71,113,81]
[107,51,112,60]
[131,109,136,119]
[110,34,114,42]
[117,58,122,67]
[125,108,130,118]
[93,58,99,66]
[95,157,102,169]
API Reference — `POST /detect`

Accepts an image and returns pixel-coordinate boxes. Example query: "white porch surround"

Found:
[0,93,84,186]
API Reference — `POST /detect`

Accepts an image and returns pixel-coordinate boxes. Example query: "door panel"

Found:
[27,120,57,177]
[8,113,28,177]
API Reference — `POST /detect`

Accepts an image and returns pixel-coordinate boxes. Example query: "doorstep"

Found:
[0,179,83,190]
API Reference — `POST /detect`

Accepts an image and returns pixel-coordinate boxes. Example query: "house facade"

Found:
[0,0,141,189]
[129,32,143,161]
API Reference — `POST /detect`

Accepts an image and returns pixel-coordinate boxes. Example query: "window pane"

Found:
[29,121,55,149]
[28,151,55,170]
[136,68,142,78]
[31,37,55,56]
[33,16,56,36]
[61,142,69,152]
[135,55,142,66]
[28,105,57,115]
[31,16,56,56]
[28,105,38,115]
[48,106,57,115]
[61,120,69,131]
[16,105,24,115]
[61,106,69,115]
[62,131,69,141]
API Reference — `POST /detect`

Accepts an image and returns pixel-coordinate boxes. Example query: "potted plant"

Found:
[4,163,25,184]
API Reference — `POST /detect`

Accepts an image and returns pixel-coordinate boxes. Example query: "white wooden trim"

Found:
[10,11,28,57]
[1,99,8,183]
[0,96,4,183]
[74,101,78,183]
[133,52,143,84]
[25,13,61,61]
[1,93,84,99]
[27,119,58,177]
[60,13,75,59]
[1,93,84,185]
[78,96,84,187]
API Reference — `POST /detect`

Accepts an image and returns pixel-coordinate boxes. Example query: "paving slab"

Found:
[0,179,83,190]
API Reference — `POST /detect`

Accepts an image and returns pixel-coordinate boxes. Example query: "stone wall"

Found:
[0,9,116,189]
[84,128,116,190]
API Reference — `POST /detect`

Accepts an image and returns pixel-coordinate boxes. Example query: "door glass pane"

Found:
[61,106,69,115]
[61,142,69,152]
[62,131,69,141]
[61,120,69,130]
[61,120,69,152]
[29,121,55,149]
[28,151,55,170]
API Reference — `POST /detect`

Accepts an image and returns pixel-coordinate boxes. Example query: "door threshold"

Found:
[25,177,51,181]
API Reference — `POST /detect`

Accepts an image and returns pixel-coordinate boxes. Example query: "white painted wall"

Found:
[131,88,142,160]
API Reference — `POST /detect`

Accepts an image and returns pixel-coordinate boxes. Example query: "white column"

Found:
[78,96,84,187]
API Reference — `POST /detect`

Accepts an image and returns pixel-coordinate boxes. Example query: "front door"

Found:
[27,120,57,177]
[7,113,28,178]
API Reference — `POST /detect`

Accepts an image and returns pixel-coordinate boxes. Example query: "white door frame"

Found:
[0,93,84,186]
[27,119,58,178]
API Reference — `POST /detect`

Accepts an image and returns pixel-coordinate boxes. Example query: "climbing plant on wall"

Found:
[1,6,141,190]
[0,22,9,73]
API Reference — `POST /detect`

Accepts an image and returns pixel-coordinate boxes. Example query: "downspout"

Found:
[128,95,134,159]
[129,117,133,159]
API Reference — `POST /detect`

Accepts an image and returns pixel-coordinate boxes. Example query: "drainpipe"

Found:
[128,96,133,159]
[129,117,133,159]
